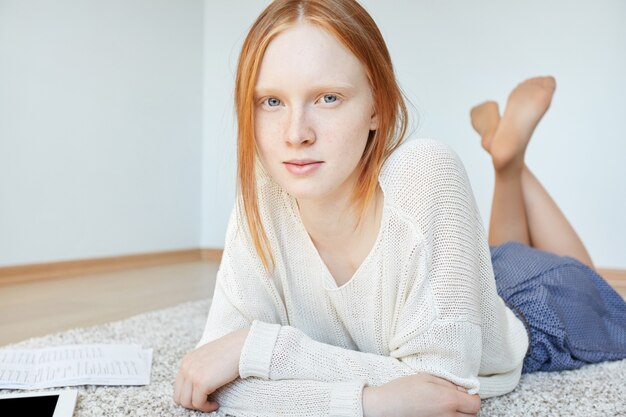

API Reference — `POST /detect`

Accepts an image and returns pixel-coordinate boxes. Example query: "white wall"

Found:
[2,1,624,269]
[203,0,626,268]
[201,1,269,250]
[0,0,204,266]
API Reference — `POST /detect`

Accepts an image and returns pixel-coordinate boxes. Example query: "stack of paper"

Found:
[0,344,152,390]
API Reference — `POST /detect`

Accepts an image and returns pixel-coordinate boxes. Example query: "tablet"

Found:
[0,389,78,417]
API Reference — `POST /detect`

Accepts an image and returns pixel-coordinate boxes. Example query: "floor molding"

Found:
[600,268,626,293]
[200,248,223,263]
[0,248,223,286]
[1,248,623,287]
[599,268,626,280]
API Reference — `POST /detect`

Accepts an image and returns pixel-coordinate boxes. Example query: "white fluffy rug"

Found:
[2,299,625,416]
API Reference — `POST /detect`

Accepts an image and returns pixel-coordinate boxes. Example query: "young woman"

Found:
[173,1,626,416]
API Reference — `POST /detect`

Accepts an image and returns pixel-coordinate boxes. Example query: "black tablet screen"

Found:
[0,395,59,417]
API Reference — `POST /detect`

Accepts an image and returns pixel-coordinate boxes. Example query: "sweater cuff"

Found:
[329,380,366,417]
[239,320,281,379]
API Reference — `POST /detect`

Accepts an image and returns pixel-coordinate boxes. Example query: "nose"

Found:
[285,107,315,146]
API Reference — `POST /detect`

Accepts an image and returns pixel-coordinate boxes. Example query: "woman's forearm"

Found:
[361,374,481,417]
[362,386,383,417]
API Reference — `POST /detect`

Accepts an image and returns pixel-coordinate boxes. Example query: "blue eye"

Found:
[321,94,337,104]
[266,97,281,107]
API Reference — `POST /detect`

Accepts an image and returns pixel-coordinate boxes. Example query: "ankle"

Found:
[494,163,523,180]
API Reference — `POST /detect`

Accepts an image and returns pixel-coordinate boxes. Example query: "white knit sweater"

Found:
[196,138,529,417]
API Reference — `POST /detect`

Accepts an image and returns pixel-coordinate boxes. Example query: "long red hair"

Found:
[235,0,410,274]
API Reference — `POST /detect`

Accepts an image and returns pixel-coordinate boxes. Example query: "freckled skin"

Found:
[253,22,379,207]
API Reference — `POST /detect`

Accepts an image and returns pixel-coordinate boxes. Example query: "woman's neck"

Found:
[297,184,383,251]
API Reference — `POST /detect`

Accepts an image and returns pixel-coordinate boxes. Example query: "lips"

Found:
[284,159,322,166]
[283,160,323,175]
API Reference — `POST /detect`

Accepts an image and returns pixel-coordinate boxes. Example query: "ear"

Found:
[369,106,379,131]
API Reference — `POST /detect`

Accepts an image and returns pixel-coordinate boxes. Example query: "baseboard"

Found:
[600,268,626,279]
[600,268,626,292]
[0,248,223,286]
[0,248,623,287]
[199,248,223,262]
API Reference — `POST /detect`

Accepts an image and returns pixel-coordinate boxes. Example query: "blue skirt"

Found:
[490,241,626,374]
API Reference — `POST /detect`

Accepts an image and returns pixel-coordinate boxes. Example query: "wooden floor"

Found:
[0,261,625,347]
[0,261,219,347]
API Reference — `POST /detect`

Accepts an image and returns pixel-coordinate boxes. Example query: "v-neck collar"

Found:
[286,181,388,290]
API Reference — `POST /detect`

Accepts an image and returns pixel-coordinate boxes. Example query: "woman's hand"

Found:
[173,327,250,412]
[363,373,481,417]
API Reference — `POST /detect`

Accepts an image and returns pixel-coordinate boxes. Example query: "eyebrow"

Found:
[253,83,356,98]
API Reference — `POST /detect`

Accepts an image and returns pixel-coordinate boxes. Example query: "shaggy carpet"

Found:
[1,299,625,416]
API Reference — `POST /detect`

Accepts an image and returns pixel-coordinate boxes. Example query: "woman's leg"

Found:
[521,165,595,269]
[470,76,595,269]
[471,101,530,247]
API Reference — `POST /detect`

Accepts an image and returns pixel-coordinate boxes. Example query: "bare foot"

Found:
[470,101,500,153]
[490,76,556,172]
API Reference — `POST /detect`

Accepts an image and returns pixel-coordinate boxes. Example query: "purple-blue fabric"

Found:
[490,241,626,374]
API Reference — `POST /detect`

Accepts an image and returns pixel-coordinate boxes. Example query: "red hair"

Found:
[235,0,410,274]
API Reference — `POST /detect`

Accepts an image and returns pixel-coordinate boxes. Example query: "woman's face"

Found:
[253,22,378,205]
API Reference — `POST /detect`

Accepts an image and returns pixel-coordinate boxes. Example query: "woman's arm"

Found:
[182,249,482,416]
[196,247,480,394]
[174,340,480,417]
[179,283,481,416]
[177,277,367,416]
[239,318,481,392]
[211,374,479,417]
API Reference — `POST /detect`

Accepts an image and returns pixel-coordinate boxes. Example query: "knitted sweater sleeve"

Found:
[196,276,367,417]
[237,140,522,398]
